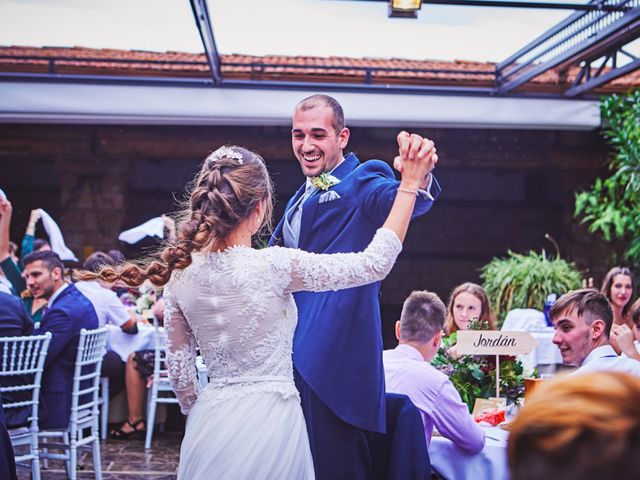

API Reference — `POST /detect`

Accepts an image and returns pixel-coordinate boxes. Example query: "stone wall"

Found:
[0,124,610,346]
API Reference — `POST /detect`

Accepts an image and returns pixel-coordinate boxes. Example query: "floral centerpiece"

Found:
[431,321,529,411]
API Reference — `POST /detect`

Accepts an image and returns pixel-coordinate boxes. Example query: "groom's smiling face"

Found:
[291,103,349,178]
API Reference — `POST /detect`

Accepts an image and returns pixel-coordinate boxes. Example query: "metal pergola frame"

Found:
[0,0,637,98]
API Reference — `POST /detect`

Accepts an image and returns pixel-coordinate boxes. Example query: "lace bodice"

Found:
[164,228,402,414]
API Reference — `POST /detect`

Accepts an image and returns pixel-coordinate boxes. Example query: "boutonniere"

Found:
[311,173,340,191]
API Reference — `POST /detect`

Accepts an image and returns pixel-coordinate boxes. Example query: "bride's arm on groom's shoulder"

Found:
[163,285,200,415]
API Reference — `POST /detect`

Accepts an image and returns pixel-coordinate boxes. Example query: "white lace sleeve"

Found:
[285,228,402,293]
[163,284,199,415]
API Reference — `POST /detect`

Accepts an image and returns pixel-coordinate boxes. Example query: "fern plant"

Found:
[480,250,582,326]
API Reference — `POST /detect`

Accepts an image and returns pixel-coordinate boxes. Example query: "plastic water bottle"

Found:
[543,293,557,327]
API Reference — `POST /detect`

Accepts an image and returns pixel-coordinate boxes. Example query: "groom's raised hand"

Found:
[393,131,438,189]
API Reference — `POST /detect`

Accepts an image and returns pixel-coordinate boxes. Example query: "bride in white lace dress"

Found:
[90,135,437,479]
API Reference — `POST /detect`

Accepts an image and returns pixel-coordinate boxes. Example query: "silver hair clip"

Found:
[208,146,244,165]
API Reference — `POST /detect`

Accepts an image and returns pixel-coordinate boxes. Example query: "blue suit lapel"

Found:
[298,154,360,249]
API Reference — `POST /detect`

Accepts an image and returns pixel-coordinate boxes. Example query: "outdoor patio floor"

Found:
[15,432,181,479]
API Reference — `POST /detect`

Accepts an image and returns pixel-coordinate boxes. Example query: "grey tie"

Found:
[283,183,315,248]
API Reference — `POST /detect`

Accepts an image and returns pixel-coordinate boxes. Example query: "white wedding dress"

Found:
[163,228,402,480]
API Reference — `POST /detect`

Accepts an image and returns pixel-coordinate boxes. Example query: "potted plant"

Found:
[479,248,582,326]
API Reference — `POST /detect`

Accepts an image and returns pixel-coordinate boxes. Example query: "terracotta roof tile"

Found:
[0,45,637,92]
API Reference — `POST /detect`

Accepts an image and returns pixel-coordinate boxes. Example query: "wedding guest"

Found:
[110,296,165,439]
[0,291,34,427]
[75,252,137,331]
[609,298,640,361]
[270,94,441,479]
[7,242,18,264]
[0,394,17,480]
[383,291,485,452]
[23,250,98,428]
[75,251,138,400]
[610,323,640,361]
[600,266,634,328]
[444,282,496,336]
[107,249,125,264]
[0,200,47,320]
[633,298,640,343]
[508,371,640,480]
[21,208,51,261]
[550,289,640,376]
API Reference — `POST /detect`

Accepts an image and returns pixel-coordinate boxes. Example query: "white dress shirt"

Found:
[74,280,130,328]
[574,344,640,376]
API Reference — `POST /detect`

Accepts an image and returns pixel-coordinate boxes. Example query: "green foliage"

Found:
[575,90,640,267]
[480,250,582,325]
[432,331,528,411]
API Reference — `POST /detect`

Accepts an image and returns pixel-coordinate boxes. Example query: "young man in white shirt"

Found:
[551,289,640,376]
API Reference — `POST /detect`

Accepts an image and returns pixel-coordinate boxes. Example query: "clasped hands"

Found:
[393,131,438,189]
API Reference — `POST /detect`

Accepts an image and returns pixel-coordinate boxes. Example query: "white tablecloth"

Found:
[526,328,563,368]
[430,426,509,480]
[106,323,160,362]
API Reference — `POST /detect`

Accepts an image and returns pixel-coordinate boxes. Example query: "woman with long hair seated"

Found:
[81,134,437,479]
[443,282,496,358]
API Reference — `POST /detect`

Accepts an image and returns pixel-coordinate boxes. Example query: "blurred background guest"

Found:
[75,251,138,401]
[600,266,634,328]
[508,371,640,480]
[109,288,165,439]
[609,297,640,361]
[0,291,34,428]
[21,209,51,262]
[0,393,17,480]
[0,200,47,321]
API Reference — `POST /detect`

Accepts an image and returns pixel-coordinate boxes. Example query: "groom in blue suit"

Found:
[271,94,441,479]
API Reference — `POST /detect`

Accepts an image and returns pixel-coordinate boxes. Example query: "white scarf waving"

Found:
[38,209,78,262]
[118,217,165,244]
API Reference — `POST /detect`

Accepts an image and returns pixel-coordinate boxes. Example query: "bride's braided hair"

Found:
[78,146,273,287]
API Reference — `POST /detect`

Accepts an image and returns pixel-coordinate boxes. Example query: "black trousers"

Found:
[294,369,372,480]
[101,350,125,399]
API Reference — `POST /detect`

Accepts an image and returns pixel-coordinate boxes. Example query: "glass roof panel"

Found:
[206,0,589,62]
[0,0,203,54]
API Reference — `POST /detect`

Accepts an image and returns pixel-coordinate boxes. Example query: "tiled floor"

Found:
[15,432,182,479]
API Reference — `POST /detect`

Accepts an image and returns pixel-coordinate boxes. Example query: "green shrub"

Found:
[480,250,582,325]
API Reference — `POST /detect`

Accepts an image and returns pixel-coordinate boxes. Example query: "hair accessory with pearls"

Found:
[208,146,244,165]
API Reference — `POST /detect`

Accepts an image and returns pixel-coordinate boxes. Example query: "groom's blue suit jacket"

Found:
[271,153,441,433]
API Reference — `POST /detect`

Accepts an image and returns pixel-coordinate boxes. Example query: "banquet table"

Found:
[105,323,160,362]
[429,426,509,480]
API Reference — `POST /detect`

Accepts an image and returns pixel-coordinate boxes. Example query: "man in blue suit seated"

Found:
[271,94,441,479]
[0,291,35,428]
[22,251,98,429]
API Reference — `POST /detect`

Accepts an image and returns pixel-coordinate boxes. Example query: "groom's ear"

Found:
[337,127,350,149]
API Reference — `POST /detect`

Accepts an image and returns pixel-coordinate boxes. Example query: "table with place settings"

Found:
[429,426,509,480]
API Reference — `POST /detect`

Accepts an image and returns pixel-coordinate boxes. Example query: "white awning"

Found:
[0,81,601,130]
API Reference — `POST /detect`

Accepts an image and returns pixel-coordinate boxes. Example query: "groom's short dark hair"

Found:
[295,94,345,132]
[399,291,445,344]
